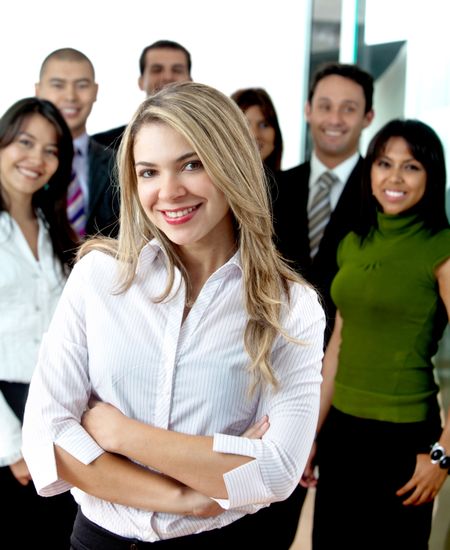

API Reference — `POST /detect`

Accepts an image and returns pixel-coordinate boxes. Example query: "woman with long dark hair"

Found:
[0,97,78,546]
[309,119,450,549]
[231,87,283,173]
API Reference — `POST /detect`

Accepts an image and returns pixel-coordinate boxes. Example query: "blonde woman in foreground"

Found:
[23,82,324,549]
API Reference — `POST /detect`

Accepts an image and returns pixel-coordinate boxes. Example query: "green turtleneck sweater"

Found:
[331,212,450,423]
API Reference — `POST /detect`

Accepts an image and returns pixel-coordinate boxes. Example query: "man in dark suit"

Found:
[36,48,119,238]
[92,40,192,151]
[276,62,374,341]
[257,63,375,549]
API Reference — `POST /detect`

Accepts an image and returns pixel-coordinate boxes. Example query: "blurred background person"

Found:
[36,47,119,238]
[0,97,78,547]
[231,87,283,174]
[92,39,192,150]
[311,119,450,550]
[231,87,285,245]
[275,62,374,345]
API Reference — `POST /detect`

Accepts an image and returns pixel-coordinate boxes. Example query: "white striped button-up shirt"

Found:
[23,240,324,541]
[0,211,65,466]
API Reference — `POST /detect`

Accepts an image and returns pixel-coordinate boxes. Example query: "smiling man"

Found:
[92,40,192,151]
[276,62,374,335]
[36,48,119,237]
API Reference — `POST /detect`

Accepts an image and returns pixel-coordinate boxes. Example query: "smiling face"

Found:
[371,137,427,215]
[36,58,98,138]
[306,74,373,168]
[134,122,234,253]
[244,105,276,163]
[0,113,59,206]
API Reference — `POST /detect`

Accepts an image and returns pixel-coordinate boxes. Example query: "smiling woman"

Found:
[0,97,78,547]
[370,136,427,216]
[310,119,450,549]
[135,123,233,261]
[231,87,283,172]
[22,82,325,549]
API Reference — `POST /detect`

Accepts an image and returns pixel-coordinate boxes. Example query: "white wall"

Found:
[3,1,448,171]
[360,44,407,155]
[364,0,450,170]
[0,0,311,170]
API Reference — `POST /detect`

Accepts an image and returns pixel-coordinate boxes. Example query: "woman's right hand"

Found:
[300,441,318,488]
[242,415,270,439]
[10,458,31,486]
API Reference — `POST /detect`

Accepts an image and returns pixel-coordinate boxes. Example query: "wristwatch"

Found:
[430,442,450,471]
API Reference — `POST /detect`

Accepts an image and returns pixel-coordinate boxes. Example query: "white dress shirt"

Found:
[73,133,90,205]
[0,211,66,466]
[23,240,324,541]
[308,151,360,211]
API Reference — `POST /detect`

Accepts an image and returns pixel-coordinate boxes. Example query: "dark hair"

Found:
[39,47,95,80]
[308,62,374,114]
[0,97,77,272]
[139,40,192,76]
[231,87,283,171]
[356,118,448,239]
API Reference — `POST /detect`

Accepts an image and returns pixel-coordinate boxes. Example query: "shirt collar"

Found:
[0,210,46,238]
[136,239,242,277]
[73,133,89,157]
[310,151,360,187]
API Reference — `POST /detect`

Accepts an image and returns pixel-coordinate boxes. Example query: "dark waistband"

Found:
[71,509,145,549]
[70,508,256,549]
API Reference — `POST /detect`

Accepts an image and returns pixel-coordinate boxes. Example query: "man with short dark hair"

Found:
[92,40,192,150]
[276,62,375,339]
[36,48,119,237]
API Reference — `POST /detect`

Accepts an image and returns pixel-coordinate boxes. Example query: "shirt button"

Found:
[35,305,41,312]
[130,544,138,550]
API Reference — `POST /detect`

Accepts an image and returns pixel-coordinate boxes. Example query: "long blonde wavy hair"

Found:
[81,82,308,389]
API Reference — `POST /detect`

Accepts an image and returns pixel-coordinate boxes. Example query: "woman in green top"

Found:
[307,119,450,549]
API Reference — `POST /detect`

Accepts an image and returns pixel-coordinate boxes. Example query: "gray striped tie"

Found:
[308,171,338,258]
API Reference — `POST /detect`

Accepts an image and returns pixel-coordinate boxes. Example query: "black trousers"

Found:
[71,485,307,550]
[313,407,440,550]
[1,381,77,549]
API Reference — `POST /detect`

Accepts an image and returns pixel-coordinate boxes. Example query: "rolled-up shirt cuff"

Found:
[55,422,104,465]
[213,433,270,508]
[23,422,104,496]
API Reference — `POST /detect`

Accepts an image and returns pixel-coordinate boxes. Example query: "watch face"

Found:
[430,443,445,464]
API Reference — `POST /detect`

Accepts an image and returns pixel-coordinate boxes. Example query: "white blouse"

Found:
[23,241,324,541]
[0,211,66,466]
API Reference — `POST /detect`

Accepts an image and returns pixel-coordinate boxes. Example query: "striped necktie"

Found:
[67,148,86,238]
[308,171,338,258]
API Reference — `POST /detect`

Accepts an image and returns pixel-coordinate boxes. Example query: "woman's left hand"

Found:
[82,401,126,452]
[396,453,448,505]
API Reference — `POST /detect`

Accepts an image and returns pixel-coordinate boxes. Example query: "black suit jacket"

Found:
[92,125,126,152]
[274,157,364,339]
[85,138,120,237]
